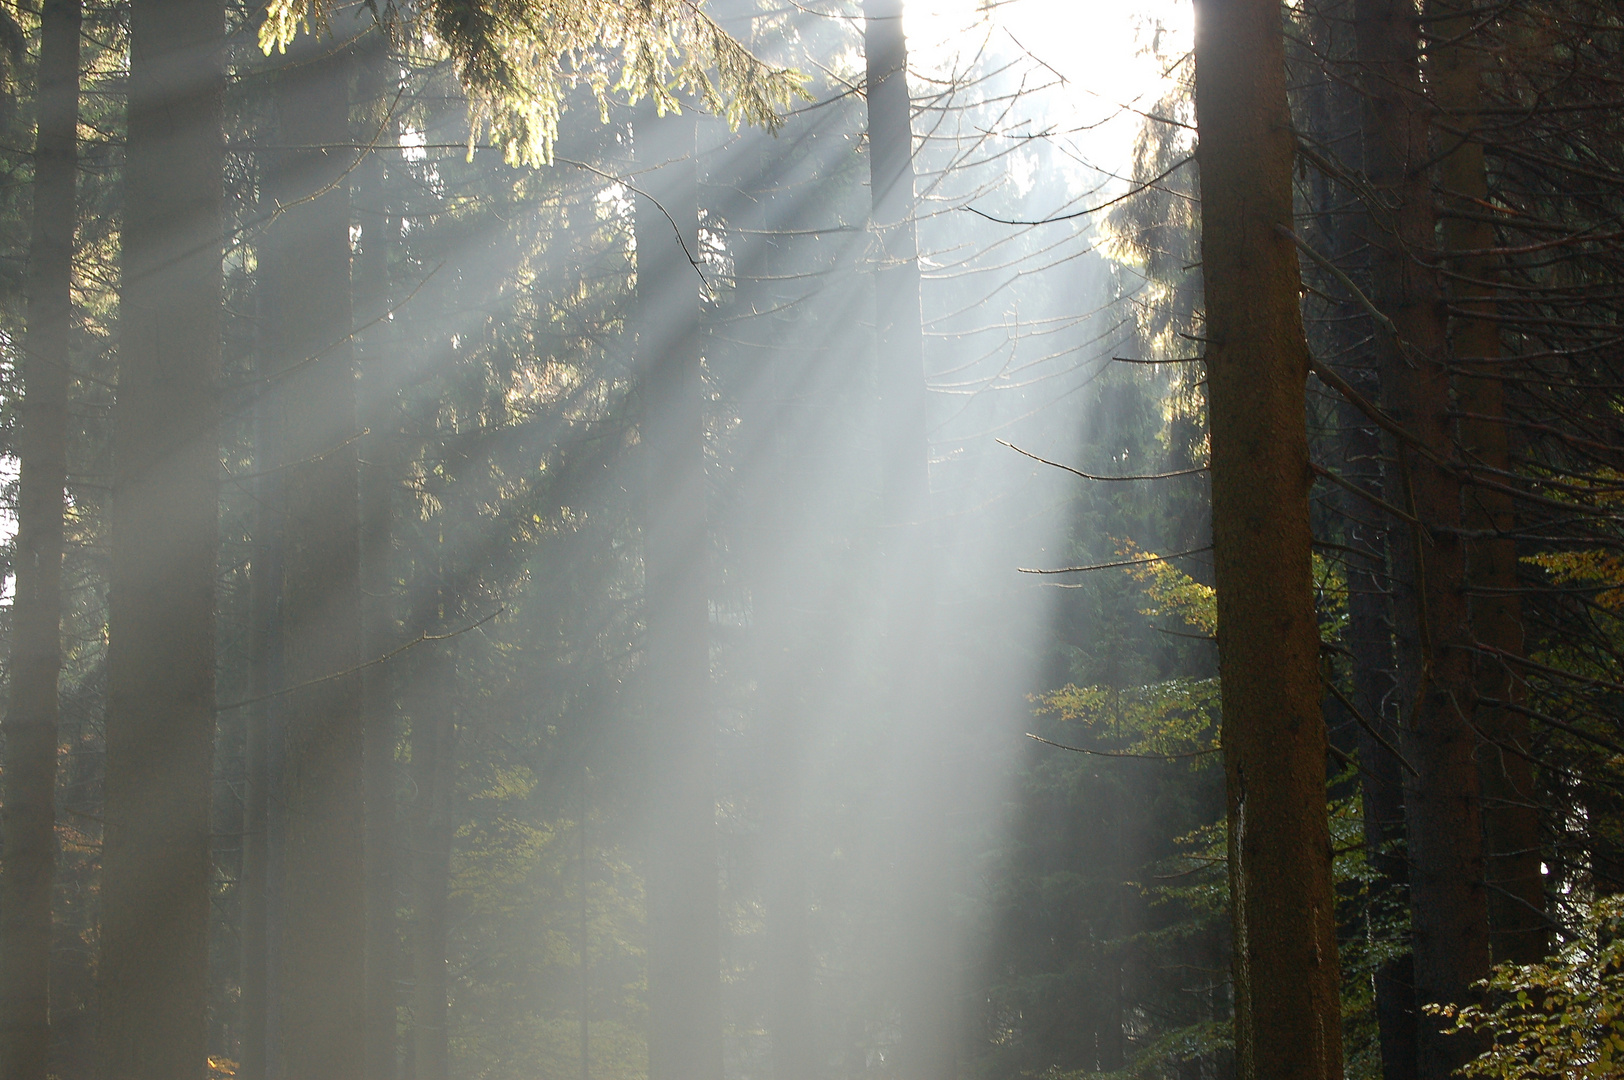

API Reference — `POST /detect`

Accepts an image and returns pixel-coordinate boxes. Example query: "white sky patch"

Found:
[905,0,1192,180]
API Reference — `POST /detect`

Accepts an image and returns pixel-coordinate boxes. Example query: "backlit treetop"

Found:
[260,0,806,163]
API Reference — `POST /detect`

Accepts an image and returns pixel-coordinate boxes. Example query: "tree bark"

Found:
[1337,390,1422,1080]
[1305,13,1422,1065]
[1428,0,1547,968]
[263,28,366,1080]
[1190,0,1345,1074]
[0,4,79,1079]
[96,3,224,1079]
[636,107,724,1080]
[1352,0,1493,1070]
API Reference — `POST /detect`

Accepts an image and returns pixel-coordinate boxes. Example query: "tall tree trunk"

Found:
[1342,409,1424,1080]
[264,28,366,1080]
[355,26,403,1080]
[96,2,224,1079]
[636,108,724,1080]
[1337,389,1421,1080]
[1190,0,1345,1075]
[862,6,956,1080]
[1353,0,1492,1070]
[240,285,285,1080]
[408,616,456,1080]
[1428,0,1546,967]
[724,126,816,1080]
[0,4,79,1079]
[1306,13,1422,1065]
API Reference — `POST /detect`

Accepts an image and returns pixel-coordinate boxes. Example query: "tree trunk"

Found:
[1190,0,1345,1074]
[1428,0,1547,967]
[96,3,224,1079]
[636,107,724,1080]
[356,27,403,1080]
[240,282,287,1080]
[0,5,79,1080]
[408,625,456,1080]
[723,125,817,1080]
[1337,389,1421,1080]
[264,28,366,1080]
[1,3,80,1076]
[861,6,957,1080]
[1352,0,1493,1070]
[1306,13,1422,1064]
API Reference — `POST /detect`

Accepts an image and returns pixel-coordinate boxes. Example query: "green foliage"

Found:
[259,0,805,163]
[1094,1022,1234,1080]
[1432,896,1624,1080]
[1036,678,1219,764]
[1033,547,1219,763]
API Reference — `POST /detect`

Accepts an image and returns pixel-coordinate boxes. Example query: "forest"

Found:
[0,0,1621,1079]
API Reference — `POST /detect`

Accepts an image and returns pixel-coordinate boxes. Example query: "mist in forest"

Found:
[0,1,1226,1079]
[11,0,1624,1074]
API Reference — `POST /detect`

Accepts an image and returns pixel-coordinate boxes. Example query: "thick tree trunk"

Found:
[1428,0,1546,967]
[1190,0,1344,1075]
[96,3,224,1080]
[264,29,366,1080]
[636,108,724,1080]
[0,5,79,1080]
[356,28,403,1080]
[1353,0,1492,1070]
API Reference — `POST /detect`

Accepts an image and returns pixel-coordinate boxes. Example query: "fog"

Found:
[1,2,1218,1079]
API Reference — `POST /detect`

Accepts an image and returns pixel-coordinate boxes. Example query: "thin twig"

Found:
[963,154,1194,226]
[998,439,1207,482]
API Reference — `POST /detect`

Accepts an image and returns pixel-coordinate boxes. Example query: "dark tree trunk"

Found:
[0,4,79,1079]
[1304,12,1422,1067]
[1428,0,1547,967]
[1337,388,1421,1080]
[355,27,403,1080]
[96,3,224,1080]
[1353,0,1492,1071]
[636,108,724,1080]
[1190,0,1345,1075]
[264,28,366,1080]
